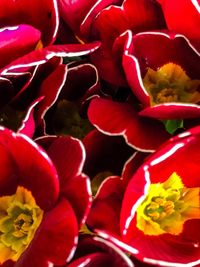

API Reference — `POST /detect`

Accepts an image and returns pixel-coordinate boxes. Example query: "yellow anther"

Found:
[164,201,175,215]
[148,211,160,220]
[147,202,159,210]
[154,197,165,206]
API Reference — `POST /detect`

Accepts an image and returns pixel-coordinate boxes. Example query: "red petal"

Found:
[35,64,67,127]
[87,176,123,236]
[0,25,41,69]
[18,97,43,138]
[0,128,59,210]
[88,97,170,151]
[160,0,200,50]
[37,135,91,225]
[140,103,200,119]
[0,0,59,45]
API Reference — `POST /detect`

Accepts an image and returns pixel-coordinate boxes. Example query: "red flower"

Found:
[122,31,200,120]
[58,0,166,85]
[0,127,91,266]
[87,126,200,266]
[87,30,200,151]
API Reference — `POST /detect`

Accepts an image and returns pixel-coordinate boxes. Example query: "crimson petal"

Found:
[88,97,170,151]
[36,135,91,225]
[0,127,59,210]
[0,0,58,45]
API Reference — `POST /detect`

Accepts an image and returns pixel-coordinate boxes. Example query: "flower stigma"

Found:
[0,186,43,263]
[143,63,200,105]
[136,172,200,236]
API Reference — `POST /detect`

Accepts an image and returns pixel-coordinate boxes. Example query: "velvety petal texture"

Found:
[83,129,134,177]
[0,25,41,69]
[0,0,59,45]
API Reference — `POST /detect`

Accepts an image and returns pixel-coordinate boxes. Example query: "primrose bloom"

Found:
[0,127,91,266]
[87,30,200,151]
[58,0,166,85]
[122,31,200,120]
[87,126,200,266]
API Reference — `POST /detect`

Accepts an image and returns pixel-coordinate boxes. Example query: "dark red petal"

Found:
[0,25,41,69]
[74,234,134,267]
[159,0,200,50]
[46,136,85,180]
[88,97,170,152]
[87,176,123,236]
[67,253,112,267]
[80,0,121,38]
[18,97,43,138]
[35,64,68,128]
[91,43,126,86]
[0,0,58,45]
[61,63,100,103]
[16,198,79,266]
[58,0,98,34]
[37,135,91,225]
[0,77,14,108]
[83,129,134,178]
[119,30,150,106]
[122,152,148,187]
[0,135,18,195]
[0,127,59,210]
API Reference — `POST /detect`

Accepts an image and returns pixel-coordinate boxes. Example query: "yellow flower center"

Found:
[143,63,200,105]
[136,172,200,236]
[0,186,43,264]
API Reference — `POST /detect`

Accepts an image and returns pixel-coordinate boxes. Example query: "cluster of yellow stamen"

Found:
[145,197,175,221]
[0,186,43,264]
[143,63,200,105]
[136,172,200,236]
